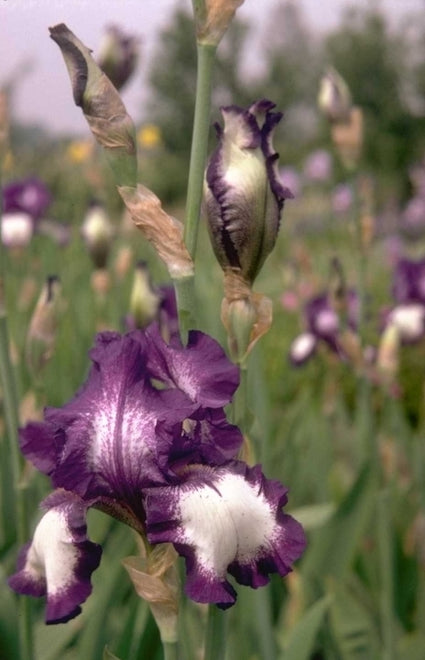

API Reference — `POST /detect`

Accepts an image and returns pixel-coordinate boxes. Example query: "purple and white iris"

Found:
[2,177,52,248]
[289,292,359,366]
[392,257,425,306]
[9,325,305,623]
[380,257,425,344]
[3,177,51,220]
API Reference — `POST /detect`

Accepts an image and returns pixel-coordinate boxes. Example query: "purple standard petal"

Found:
[154,408,243,477]
[2,177,51,220]
[20,332,195,513]
[143,324,240,409]
[8,490,101,624]
[145,461,306,609]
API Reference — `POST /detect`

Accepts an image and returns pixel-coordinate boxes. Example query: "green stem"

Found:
[183,42,216,259]
[232,365,248,429]
[204,605,227,660]
[175,42,216,341]
[163,641,179,660]
[0,184,33,658]
[253,586,276,660]
[377,489,396,660]
[174,275,197,343]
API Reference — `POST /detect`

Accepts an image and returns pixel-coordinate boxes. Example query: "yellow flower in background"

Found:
[137,124,162,150]
[66,139,93,164]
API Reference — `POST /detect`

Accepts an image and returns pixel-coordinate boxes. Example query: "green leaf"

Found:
[290,503,335,532]
[328,579,380,659]
[301,463,377,596]
[280,595,332,660]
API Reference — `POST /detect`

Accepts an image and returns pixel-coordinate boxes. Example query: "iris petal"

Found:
[8,490,101,624]
[145,462,306,609]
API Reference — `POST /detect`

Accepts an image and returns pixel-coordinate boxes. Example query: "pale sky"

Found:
[1,0,423,134]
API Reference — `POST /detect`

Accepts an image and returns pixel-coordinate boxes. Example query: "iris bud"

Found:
[49,23,137,187]
[26,276,61,378]
[318,67,352,123]
[377,323,400,385]
[81,201,114,269]
[129,261,161,329]
[204,99,291,285]
[193,0,245,46]
[97,25,139,91]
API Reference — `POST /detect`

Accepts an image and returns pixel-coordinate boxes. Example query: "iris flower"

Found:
[9,324,305,623]
[392,257,425,306]
[3,177,51,221]
[289,292,359,366]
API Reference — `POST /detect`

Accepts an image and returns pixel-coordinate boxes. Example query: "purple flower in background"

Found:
[289,291,358,366]
[303,149,332,183]
[399,196,425,240]
[3,177,51,221]
[332,183,353,214]
[392,258,425,305]
[279,166,302,199]
[9,325,305,622]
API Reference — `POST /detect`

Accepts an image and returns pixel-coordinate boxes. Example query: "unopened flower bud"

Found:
[81,201,114,269]
[221,269,272,364]
[97,25,139,91]
[377,323,400,382]
[49,23,137,187]
[193,0,245,46]
[123,542,179,644]
[318,68,352,123]
[331,107,363,170]
[26,276,61,377]
[204,99,292,285]
[129,262,161,329]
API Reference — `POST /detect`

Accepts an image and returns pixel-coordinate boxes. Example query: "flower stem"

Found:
[204,605,227,660]
[377,489,396,660]
[175,43,216,340]
[0,180,33,659]
[162,641,179,660]
[183,42,216,259]
[174,275,197,343]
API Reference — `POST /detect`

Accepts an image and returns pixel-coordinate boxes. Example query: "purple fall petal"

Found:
[144,461,306,609]
[8,490,101,624]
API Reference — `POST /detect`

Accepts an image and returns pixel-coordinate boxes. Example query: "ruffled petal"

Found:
[145,462,305,609]
[8,490,101,624]
[143,324,240,408]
